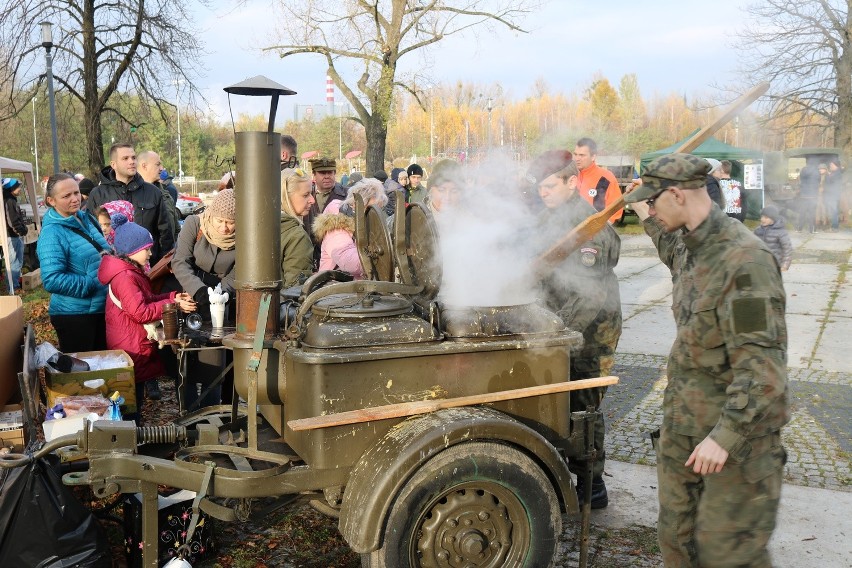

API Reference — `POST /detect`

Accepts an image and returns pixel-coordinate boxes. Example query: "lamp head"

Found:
[40,21,53,49]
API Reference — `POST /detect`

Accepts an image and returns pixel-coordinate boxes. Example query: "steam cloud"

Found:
[434,151,541,307]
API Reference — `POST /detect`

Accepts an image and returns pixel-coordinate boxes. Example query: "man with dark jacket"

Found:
[87,144,174,264]
[796,162,819,232]
[302,157,347,266]
[138,150,179,242]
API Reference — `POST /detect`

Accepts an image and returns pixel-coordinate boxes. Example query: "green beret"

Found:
[526,150,578,185]
[625,153,711,203]
[309,157,337,172]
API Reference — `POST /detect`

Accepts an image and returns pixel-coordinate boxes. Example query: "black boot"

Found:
[576,475,609,510]
[145,380,162,401]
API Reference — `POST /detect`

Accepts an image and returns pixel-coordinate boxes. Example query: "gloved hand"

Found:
[193,287,210,306]
[193,288,211,321]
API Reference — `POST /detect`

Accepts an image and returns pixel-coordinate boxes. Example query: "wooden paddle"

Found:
[533,81,770,274]
[287,375,619,431]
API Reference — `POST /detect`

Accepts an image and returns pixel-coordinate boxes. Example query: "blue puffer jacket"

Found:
[37,208,109,315]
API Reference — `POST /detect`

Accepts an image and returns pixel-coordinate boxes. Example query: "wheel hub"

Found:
[417,487,514,568]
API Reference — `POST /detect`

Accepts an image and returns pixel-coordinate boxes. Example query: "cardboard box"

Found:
[0,404,26,452]
[21,268,41,291]
[0,296,24,408]
[45,350,137,414]
[42,414,87,442]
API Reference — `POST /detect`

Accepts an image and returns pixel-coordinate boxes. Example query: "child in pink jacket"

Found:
[97,213,195,423]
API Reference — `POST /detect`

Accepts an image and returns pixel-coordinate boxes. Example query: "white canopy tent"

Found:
[0,157,42,294]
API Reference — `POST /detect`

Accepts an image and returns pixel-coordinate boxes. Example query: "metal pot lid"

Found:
[310,292,412,318]
[355,198,395,282]
[396,203,441,302]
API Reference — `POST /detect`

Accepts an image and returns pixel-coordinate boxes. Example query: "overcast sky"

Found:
[189,0,752,124]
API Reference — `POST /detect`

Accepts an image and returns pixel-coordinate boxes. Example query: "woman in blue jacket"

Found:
[37,173,109,352]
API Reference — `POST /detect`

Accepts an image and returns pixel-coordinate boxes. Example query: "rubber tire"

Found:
[362,441,561,568]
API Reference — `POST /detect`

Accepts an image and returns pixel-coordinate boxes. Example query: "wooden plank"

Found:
[287,376,619,432]
[533,81,771,274]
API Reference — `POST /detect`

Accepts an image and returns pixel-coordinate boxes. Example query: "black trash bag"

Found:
[0,455,111,567]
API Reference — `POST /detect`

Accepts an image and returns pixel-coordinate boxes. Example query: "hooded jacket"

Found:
[3,186,28,237]
[705,175,726,210]
[87,167,174,264]
[754,217,793,271]
[280,215,314,288]
[312,200,364,278]
[97,254,175,382]
[37,208,108,316]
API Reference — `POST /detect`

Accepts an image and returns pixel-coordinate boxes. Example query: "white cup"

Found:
[210,302,226,329]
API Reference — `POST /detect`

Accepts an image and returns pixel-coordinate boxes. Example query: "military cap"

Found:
[309,157,337,172]
[624,153,711,203]
[525,150,578,185]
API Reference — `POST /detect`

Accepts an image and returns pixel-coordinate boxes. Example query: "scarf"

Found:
[200,209,236,251]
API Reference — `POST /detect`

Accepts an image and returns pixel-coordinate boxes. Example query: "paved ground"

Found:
[584,227,852,567]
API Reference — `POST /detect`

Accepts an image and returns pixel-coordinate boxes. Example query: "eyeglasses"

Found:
[281,157,298,169]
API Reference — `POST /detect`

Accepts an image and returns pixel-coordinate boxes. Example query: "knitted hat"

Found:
[102,200,135,245]
[760,205,780,221]
[112,213,153,256]
[705,158,722,174]
[1,177,21,192]
[208,188,236,221]
[407,163,424,177]
[347,172,363,187]
[390,167,406,183]
[78,178,96,196]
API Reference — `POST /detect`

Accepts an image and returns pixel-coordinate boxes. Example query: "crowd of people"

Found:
[9,127,845,566]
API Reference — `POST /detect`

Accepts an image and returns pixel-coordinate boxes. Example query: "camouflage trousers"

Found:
[655,426,785,567]
[568,350,616,478]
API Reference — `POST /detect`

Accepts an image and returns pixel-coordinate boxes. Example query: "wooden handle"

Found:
[287,376,619,431]
[534,81,770,274]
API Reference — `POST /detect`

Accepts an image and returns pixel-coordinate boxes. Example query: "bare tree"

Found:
[266,0,541,173]
[0,0,203,177]
[740,0,852,159]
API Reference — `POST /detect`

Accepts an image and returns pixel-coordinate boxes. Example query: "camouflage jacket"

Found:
[645,206,789,457]
[535,192,622,365]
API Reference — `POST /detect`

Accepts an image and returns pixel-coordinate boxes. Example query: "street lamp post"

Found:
[31,97,40,183]
[486,97,494,149]
[173,79,185,183]
[429,88,435,160]
[40,22,60,174]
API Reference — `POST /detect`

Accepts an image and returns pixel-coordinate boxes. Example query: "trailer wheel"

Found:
[362,441,561,568]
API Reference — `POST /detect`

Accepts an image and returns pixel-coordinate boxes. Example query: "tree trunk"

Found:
[364,113,388,175]
[835,12,852,164]
[82,0,104,179]
[86,101,104,179]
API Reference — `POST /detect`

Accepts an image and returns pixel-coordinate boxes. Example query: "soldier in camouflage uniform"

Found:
[625,153,789,567]
[527,150,622,509]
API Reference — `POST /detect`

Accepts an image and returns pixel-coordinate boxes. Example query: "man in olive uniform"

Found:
[527,150,622,509]
[303,157,347,266]
[625,153,789,567]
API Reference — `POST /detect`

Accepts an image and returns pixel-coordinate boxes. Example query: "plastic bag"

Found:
[0,455,111,566]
